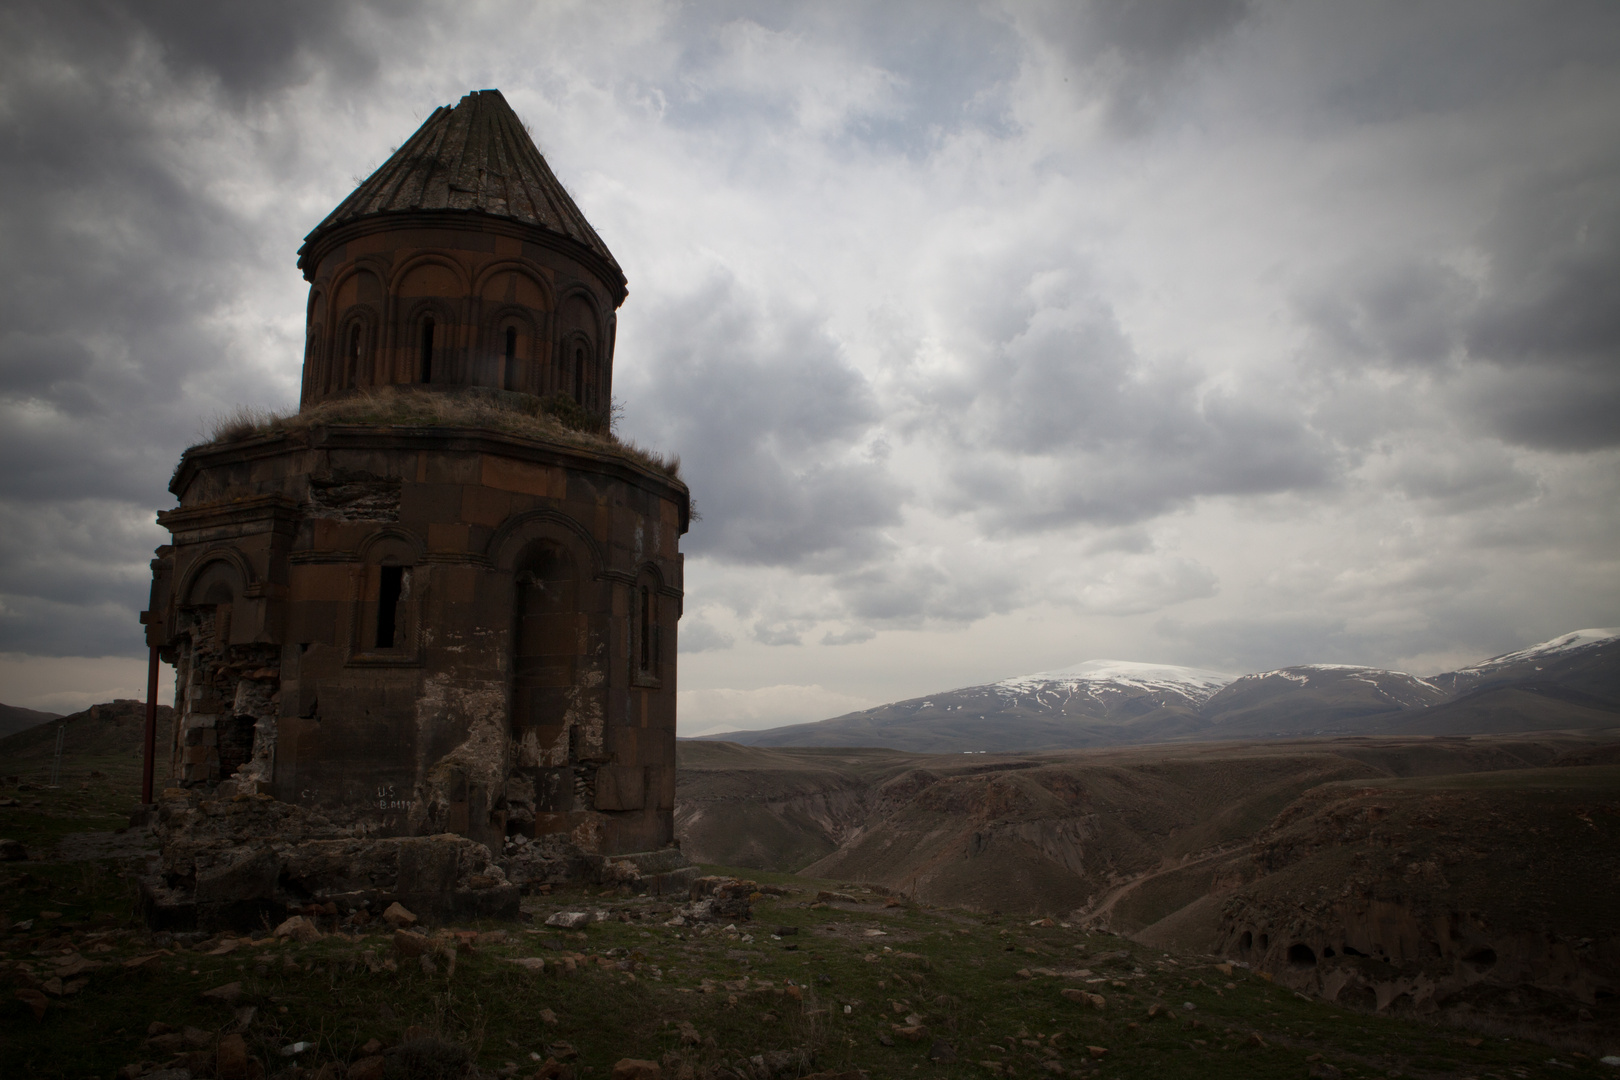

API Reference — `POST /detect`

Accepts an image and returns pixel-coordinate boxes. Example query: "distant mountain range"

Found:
[698,629,1620,752]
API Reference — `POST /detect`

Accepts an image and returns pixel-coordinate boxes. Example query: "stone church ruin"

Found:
[140,90,693,928]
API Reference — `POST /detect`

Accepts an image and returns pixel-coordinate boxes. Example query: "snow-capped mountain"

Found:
[996,659,1236,705]
[1200,664,1448,736]
[698,629,1620,753]
[1430,628,1620,699]
[707,659,1238,753]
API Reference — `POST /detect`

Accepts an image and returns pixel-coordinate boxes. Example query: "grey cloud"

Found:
[1458,167,1620,449]
[834,558,1025,628]
[1385,449,1539,513]
[1057,557,1218,617]
[10,0,411,103]
[1464,364,1620,453]
[0,500,158,610]
[1153,612,1399,675]
[0,2,361,658]
[933,299,1336,532]
[0,595,144,658]
[678,617,734,654]
[616,271,906,570]
[752,619,810,647]
[1467,164,1620,362]
[0,498,157,657]
[820,626,875,646]
[1294,161,1620,451]
[1152,578,1611,678]
[658,1,1020,152]
[1296,258,1474,370]
[1082,528,1154,556]
[1261,4,1620,128]
[1017,0,1252,130]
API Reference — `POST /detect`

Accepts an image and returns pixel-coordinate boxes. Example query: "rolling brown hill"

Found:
[0,701,60,739]
[0,699,174,778]
[676,733,1603,906]
[675,732,1620,1038]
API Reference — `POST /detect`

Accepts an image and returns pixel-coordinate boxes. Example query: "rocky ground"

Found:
[7,852,1620,1080]
[3,710,1619,1078]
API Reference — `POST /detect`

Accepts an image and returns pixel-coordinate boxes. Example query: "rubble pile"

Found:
[140,789,519,931]
[501,839,700,899]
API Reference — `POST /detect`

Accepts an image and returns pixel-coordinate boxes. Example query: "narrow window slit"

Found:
[504,325,518,390]
[347,324,362,388]
[639,586,651,672]
[420,318,436,383]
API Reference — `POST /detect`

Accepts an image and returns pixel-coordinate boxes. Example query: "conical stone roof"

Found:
[299,90,623,293]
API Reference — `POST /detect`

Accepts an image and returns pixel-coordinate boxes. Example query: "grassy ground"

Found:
[1,744,1614,1078]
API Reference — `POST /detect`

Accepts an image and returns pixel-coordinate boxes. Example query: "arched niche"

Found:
[476,264,550,393]
[332,306,379,392]
[511,539,580,749]
[477,263,551,310]
[487,510,604,579]
[178,549,253,647]
[402,298,456,386]
[182,555,248,608]
[630,562,666,688]
[486,307,539,393]
[555,292,600,407]
[392,255,470,300]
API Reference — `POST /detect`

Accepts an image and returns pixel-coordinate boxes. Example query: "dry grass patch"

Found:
[202,387,683,482]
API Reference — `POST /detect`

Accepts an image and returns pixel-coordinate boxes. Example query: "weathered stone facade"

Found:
[142,90,691,919]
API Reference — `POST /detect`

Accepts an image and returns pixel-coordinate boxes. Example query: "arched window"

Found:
[574,343,587,407]
[420,317,436,384]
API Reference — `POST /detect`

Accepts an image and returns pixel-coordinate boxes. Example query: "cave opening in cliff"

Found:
[1287,943,1318,967]
[1463,946,1497,971]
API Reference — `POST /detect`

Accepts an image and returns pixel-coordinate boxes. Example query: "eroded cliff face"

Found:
[1215,769,1620,1038]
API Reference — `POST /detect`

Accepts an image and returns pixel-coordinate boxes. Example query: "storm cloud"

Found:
[0,1,1616,726]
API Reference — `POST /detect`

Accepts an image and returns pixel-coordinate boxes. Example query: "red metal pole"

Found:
[142,644,159,805]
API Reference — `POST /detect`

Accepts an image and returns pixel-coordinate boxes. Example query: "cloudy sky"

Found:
[1,1,1617,731]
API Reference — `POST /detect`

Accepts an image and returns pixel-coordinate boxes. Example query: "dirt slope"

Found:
[675,732,1620,1035]
[676,733,1592,906]
[0,702,60,739]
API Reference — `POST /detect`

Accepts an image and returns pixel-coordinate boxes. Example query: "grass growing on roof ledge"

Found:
[201,386,682,481]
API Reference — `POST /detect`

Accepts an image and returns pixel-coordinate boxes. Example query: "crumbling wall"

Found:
[141,789,518,931]
[169,607,280,790]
